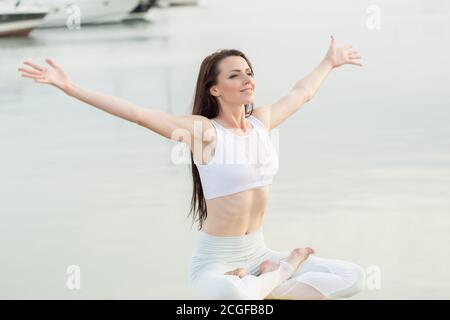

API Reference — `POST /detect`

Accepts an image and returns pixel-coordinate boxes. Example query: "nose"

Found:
[243,74,253,85]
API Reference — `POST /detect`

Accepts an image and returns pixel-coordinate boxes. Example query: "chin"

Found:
[243,97,254,104]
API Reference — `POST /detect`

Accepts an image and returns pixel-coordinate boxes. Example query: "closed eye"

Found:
[230,73,253,79]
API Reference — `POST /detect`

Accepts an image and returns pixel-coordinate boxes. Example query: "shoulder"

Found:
[177,114,216,157]
[189,114,215,142]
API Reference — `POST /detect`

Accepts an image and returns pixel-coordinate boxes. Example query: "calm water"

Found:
[1,0,449,299]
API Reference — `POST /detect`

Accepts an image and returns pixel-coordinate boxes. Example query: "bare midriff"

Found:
[201,185,270,237]
[196,117,271,237]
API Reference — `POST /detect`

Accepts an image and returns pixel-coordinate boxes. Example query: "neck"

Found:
[216,104,249,130]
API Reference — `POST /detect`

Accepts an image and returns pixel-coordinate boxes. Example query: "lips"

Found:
[240,88,253,92]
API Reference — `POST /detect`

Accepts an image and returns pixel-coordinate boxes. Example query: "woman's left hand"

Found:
[324,35,362,68]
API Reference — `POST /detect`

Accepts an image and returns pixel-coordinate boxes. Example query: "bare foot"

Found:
[224,267,247,278]
[259,247,315,275]
[259,260,280,274]
[281,247,315,274]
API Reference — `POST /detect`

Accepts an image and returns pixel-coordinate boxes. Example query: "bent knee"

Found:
[344,263,366,296]
[329,263,366,299]
[349,264,366,294]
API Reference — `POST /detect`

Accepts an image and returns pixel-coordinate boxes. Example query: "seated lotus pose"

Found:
[18,35,364,300]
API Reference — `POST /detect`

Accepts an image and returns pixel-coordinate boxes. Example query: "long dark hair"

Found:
[187,49,254,231]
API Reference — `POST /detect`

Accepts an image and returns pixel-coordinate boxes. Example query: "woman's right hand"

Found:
[18,58,72,92]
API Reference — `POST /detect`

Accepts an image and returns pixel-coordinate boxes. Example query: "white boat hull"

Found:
[0,18,44,36]
[35,0,140,28]
[0,4,48,37]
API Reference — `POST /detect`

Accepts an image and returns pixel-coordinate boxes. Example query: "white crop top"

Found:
[195,115,279,200]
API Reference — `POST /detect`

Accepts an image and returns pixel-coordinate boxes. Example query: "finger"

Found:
[348,61,363,67]
[35,79,49,84]
[18,67,42,76]
[344,43,353,49]
[348,50,358,55]
[330,35,335,45]
[45,58,59,69]
[23,61,44,72]
[349,55,362,59]
[20,69,43,77]
[21,73,45,80]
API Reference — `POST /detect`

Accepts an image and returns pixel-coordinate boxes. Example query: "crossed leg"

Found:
[224,259,324,300]
[261,249,366,300]
[224,247,315,278]
[223,249,366,300]
[192,248,314,300]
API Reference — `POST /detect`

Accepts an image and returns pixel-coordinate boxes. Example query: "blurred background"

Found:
[1,0,449,299]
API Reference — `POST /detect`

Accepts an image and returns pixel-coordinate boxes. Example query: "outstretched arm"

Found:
[19,59,147,124]
[253,35,362,130]
[18,59,211,148]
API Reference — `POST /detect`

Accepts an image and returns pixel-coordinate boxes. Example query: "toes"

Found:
[259,260,272,272]
[225,268,247,278]
[237,269,247,278]
[225,268,238,275]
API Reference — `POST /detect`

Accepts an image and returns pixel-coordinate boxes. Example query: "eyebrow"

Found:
[229,68,251,73]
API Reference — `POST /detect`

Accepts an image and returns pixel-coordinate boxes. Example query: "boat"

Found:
[33,0,141,28]
[0,1,48,37]
[125,0,158,21]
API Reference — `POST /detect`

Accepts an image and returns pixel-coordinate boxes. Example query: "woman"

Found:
[18,35,364,300]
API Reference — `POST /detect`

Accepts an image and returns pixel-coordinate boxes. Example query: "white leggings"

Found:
[189,226,365,300]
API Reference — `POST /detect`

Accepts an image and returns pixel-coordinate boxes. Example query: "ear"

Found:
[209,86,220,97]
